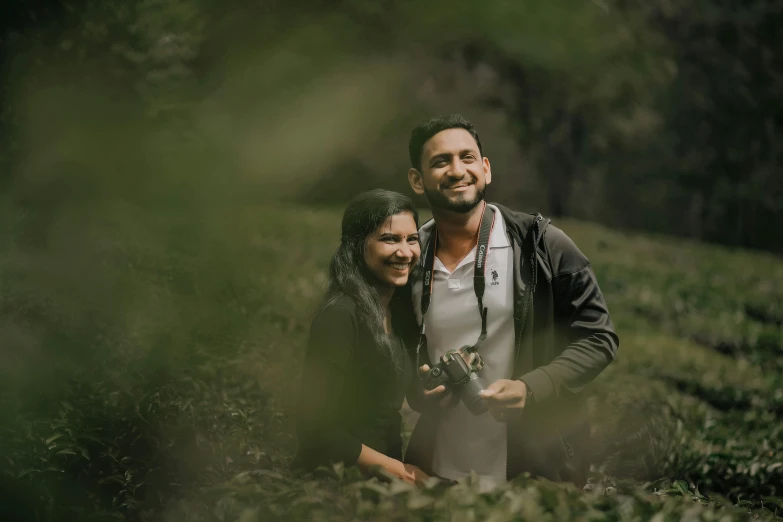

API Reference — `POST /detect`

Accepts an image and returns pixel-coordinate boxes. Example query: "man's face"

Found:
[408,128,491,213]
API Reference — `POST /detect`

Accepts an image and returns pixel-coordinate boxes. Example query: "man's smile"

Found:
[444,181,474,192]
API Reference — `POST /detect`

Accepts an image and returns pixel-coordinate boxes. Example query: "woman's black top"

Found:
[293,295,414,470]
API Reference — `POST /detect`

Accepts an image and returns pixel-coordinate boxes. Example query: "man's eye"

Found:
[463,155,475,161]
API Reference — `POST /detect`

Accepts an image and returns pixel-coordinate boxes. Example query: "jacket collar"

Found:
[418,202,547,252]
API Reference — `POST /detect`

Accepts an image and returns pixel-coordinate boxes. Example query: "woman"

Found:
[293,189,429,484]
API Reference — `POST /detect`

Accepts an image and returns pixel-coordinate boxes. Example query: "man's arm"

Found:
[518,226,619,403]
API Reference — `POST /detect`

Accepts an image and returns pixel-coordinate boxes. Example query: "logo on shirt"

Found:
[491,269,499,286]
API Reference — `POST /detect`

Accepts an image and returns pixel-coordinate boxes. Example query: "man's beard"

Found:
[422,183,487,214]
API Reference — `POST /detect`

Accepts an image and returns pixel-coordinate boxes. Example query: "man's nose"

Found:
[447,158,467,177]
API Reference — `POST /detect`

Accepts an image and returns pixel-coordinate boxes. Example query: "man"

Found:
[403,114,619,489]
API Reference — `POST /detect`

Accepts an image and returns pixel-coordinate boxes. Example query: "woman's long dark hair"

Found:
[322,189,419,364]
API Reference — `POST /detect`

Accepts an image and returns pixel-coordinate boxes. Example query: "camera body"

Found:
[425,346,488,415]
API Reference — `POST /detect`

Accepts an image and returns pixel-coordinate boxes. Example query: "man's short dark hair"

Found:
[408,114,483,171]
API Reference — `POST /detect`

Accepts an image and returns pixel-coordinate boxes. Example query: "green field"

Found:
[1,202,782,521]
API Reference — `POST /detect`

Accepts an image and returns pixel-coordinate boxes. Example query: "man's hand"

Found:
[418,365,460,411]
[480,379,527,423]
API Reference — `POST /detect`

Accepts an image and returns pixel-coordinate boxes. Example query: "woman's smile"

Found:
[387,262,411,271]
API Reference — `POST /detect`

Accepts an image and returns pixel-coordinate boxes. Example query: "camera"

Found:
[425,346,488,415]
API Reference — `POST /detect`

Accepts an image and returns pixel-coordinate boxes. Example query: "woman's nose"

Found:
[395,244,415,260]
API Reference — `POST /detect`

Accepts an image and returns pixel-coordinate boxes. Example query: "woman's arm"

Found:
[297,302,430,483]
[296,303,364,466]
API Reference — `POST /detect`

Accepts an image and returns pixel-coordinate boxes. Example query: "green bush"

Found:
[1,207,782,521]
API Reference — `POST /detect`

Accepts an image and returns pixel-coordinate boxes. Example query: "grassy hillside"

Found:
[1,202,782,521]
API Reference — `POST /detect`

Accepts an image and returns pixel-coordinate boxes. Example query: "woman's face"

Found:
[364,212,420,288]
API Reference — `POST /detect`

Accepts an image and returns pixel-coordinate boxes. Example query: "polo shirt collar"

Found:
[419,204,510,273]
[487,204,511,248]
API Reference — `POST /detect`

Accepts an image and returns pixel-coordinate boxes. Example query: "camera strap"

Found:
[417,203,495,364]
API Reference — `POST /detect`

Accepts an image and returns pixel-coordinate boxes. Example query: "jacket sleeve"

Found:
[295,304,363,468]
[520,227,619,402]
[387,285,430,414]
[405,341,432,413]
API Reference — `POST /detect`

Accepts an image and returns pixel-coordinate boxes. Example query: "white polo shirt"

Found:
[412,204,515,490]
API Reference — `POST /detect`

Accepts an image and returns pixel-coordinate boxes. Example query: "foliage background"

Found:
[1,0,782,520]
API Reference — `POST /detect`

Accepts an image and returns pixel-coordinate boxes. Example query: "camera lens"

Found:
[431,367,441,377]
[460,372,489,415]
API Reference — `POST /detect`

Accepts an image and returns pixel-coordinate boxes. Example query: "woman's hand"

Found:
[387,460,431,485]
[357,444,430,485]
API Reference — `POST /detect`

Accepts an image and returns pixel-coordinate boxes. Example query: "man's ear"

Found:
[483,156,492,186]
[408,168,425,195]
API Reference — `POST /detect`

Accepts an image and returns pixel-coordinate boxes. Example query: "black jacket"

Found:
[403,204,619,486]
